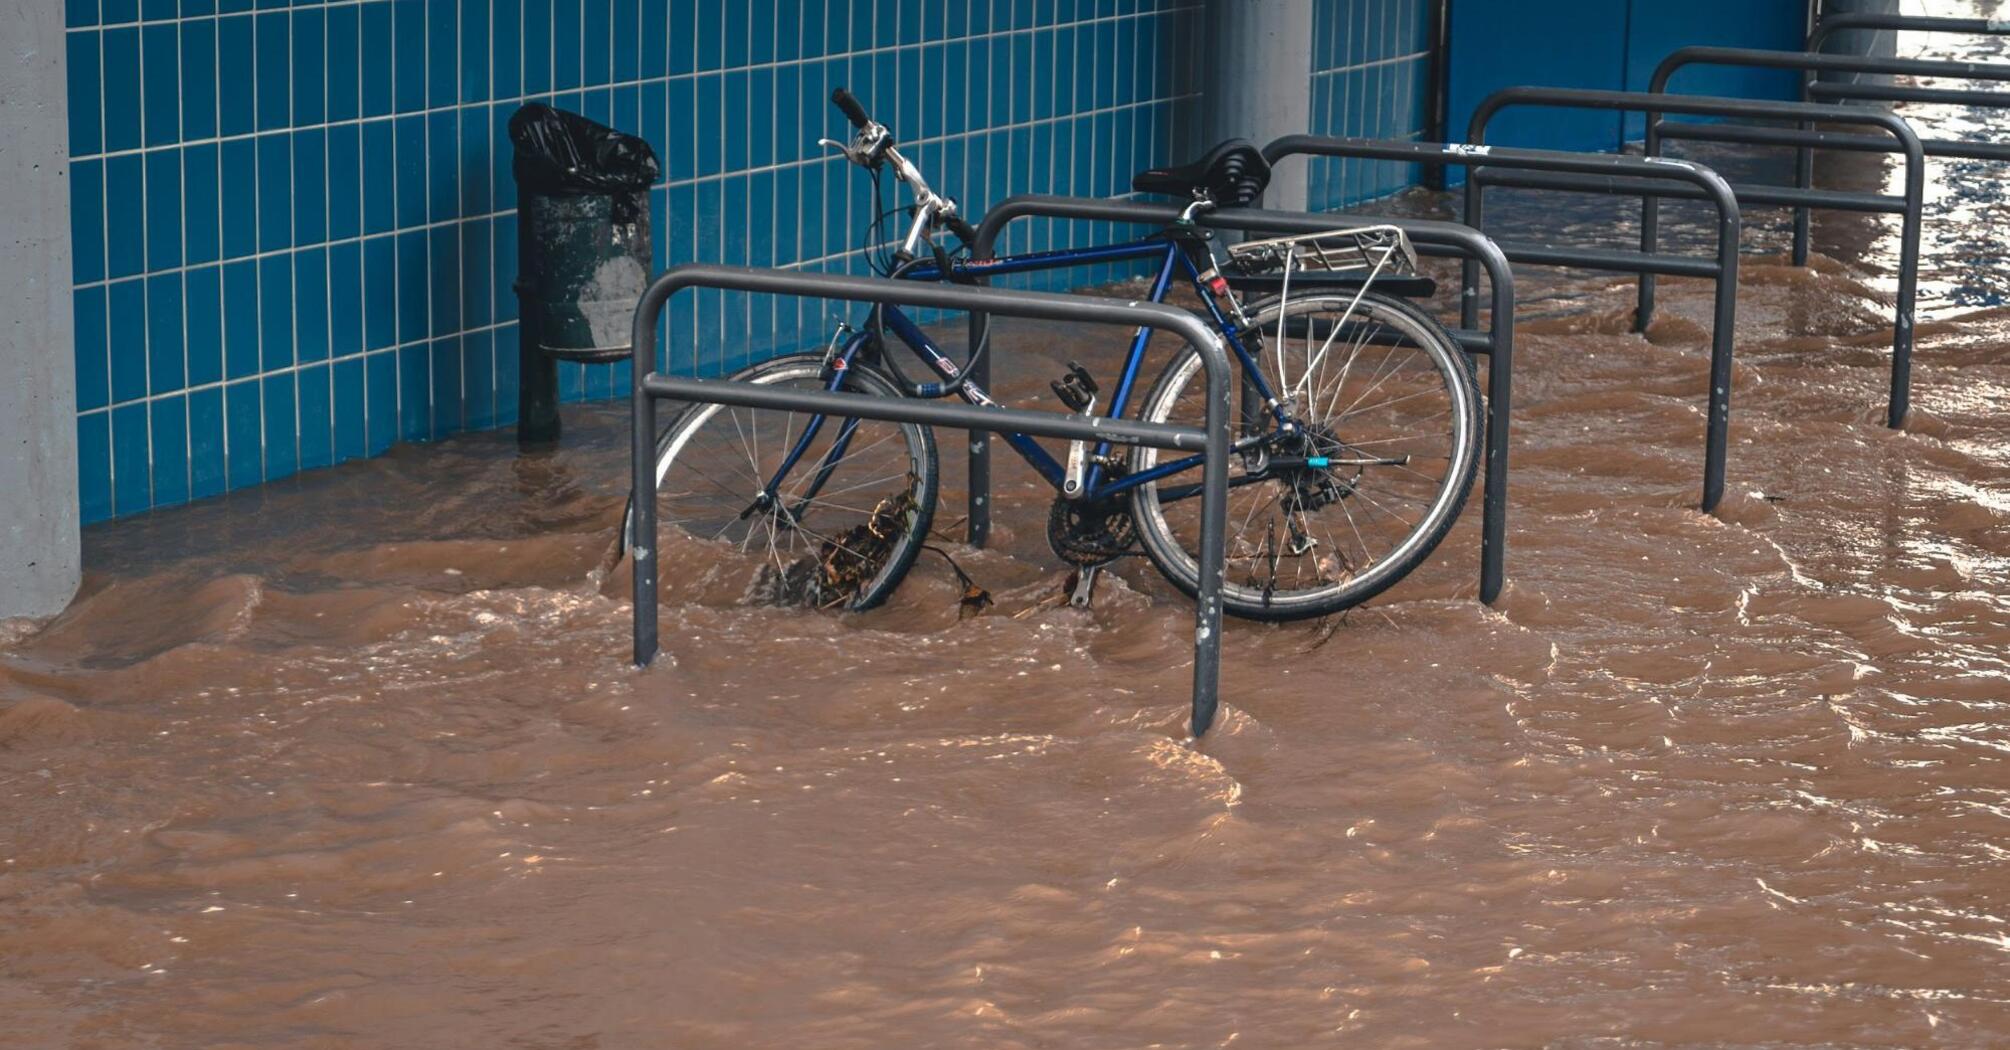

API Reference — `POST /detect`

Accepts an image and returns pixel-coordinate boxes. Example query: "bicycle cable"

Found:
[845,167,991,399]
[865,254,944,397]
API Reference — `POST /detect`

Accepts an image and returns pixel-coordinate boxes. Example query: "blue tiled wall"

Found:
[1305,0,1434,212]
[64,0,1449,524]
[65,0,1209,523]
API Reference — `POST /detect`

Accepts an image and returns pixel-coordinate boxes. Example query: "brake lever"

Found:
[817,123,892,168]
[817,137,865,168]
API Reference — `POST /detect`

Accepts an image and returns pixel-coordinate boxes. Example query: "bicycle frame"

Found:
[759,231,1282,510]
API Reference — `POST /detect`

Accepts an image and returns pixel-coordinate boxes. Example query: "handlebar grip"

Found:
[831,87,871,129]
[944,212,979,248]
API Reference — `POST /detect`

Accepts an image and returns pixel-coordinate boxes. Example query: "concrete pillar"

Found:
[0,0,81,620]
[1202,0,1315,211]
[1821,0,1901,78]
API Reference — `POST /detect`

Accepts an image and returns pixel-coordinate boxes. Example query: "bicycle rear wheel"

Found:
[621,353,938,611]
[1130,291,1481,620]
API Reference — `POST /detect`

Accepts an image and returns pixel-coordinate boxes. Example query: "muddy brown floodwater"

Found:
[9,78,2010,1050]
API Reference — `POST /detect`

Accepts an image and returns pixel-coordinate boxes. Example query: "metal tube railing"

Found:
[964,194,1519,605]
[1649,45,2010,273]
[1808,12,2010,54]
[1662,45,2010,89]
[1808,81,2010,109]
[1467,87,1925,436]
[1254,132,1744,508]
[1260,134,1743,510]
[629,264,1237,736]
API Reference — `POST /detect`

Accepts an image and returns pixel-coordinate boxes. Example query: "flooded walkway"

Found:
[7,122,2010,1050]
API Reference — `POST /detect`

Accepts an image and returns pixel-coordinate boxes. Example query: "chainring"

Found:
[1046,496,1139,567]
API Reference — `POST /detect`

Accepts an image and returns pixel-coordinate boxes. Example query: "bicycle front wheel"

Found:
[621,353,938,611]
[1130,291,1481,621]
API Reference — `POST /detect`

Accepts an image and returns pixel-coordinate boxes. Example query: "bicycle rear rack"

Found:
[1216,224,1421,281]
[628,264,1238,737]
[1261,135,1742,511]
[964,196,1519,605]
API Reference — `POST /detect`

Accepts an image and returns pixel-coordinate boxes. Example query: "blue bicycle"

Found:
[624,90,1482,621]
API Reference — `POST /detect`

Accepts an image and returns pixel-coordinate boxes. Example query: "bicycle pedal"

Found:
[1050,361,1100,413]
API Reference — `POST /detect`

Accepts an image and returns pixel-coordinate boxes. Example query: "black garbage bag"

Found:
[509,103,658,427]
[508,103,660,196]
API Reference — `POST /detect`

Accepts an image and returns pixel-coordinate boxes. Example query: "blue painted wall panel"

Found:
[1448,0,1628,150]
[1623,1,1805,138]
[1449,0,1809,151]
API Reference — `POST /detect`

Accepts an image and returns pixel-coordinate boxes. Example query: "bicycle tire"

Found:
[1129,290,1482,621]
[620,353,939,612]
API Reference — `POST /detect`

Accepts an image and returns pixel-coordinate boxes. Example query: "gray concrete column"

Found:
[1821,0,1901,80]
[0,0,82,621]
[1202,0,1315,211]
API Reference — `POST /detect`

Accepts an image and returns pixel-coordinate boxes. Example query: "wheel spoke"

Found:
[646,359,933,609]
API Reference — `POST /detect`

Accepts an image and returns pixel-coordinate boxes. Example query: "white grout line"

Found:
[355,9,373,456]
[171,18,191,502]
[95,27,116,508]
[286,7,301,477]
[139,16,158,509]
[320,10,341,463]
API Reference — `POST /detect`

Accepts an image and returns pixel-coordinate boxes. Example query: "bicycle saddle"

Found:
[1131,140,1271,207]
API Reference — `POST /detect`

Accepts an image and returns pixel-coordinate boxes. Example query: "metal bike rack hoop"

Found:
[1650,45,2010,274]
[963,194,1519,605]
[1809,12,2010,55]
[1263,134,1743,510]
[1469,86,1925,434]
[629,263,1237,736]
[1662,44,2010,110]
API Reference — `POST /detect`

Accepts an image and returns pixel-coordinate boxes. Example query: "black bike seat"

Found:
[1131,140,1272,207]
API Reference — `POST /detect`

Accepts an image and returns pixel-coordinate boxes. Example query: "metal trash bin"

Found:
[508,104,660,446]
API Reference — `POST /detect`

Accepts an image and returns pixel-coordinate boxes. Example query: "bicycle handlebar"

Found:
[828,87,974,252]
[831,87,872,130]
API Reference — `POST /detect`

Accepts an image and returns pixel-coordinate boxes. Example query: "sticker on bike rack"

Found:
[1443,143,1492,156]
[1990,18,2010,31]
